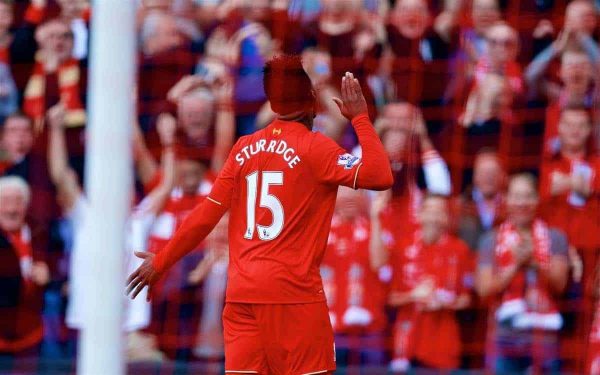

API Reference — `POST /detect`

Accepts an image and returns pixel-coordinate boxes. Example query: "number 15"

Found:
[244,171,284,241]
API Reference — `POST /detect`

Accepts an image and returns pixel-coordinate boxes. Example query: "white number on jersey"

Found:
[244,171,284,241]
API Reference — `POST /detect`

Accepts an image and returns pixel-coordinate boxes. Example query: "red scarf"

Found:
[6,227,33,281]
[23,58,86,132]
[494,220,562,330]
[0,226,43,353]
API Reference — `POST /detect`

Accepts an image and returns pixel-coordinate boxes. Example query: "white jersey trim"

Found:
[301,370,329,375]
[207,196,223,206]
[352,163,363,190]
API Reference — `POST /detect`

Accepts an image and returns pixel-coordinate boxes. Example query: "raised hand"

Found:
[167,75,207,103]
[126,251,159,301]
[332,72,368,120]
[213,75,234,108]
[31,261,50,286]
[47,103,66,130]
[156,113,177,147]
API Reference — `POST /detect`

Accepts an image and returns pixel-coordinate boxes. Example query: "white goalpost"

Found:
[78,1,136,374]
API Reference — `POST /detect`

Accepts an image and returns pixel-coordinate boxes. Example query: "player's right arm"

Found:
[127,143,238,300]
[313,72,392,191]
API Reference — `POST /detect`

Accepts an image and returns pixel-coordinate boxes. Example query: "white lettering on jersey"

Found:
[235,139,302,169]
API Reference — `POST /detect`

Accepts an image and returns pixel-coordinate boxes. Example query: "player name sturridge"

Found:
[235,139,301,169]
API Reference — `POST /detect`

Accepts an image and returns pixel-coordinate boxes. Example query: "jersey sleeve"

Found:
[306,132,362,189]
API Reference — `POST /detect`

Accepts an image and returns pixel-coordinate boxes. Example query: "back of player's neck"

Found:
[278,112,312,130]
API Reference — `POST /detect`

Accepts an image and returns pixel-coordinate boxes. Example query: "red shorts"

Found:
[223,301,336,375]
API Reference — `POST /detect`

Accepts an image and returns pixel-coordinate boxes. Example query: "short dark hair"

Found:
[262,54,314,115]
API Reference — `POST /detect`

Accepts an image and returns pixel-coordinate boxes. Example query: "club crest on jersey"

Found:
[337,153,360,169]
[272,128,282,135]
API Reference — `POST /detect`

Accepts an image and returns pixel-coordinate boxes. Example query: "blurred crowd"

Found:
[0,0,600,373]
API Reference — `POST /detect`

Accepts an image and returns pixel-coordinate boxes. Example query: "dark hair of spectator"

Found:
[263,54,314,116]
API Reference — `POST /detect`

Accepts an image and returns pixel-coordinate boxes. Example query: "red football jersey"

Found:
[390,232,473,369]
[321,214,386,333]
[539,154,600,252]
[208,119,365,304]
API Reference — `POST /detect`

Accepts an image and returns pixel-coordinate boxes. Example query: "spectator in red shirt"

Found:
[320,186,386,367]
[366,103,451,242]
[540,107,600,254]
[539,108,600,356]
[371,193,472,372]
[476,173,569,374]
[0,176,49,356]
[526,44,599,157]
